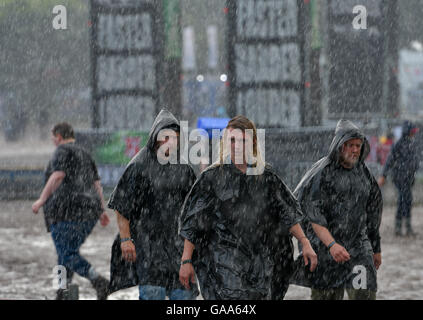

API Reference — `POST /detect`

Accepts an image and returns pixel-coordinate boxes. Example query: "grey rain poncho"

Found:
[291,120,383,291]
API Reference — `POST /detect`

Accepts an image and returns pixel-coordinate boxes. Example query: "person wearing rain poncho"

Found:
[107,109,197,300]
[291,120,383,300]
[378,120,420,236]
[178,115,317,300]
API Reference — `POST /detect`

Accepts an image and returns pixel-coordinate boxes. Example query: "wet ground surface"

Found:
[0,200,422,300]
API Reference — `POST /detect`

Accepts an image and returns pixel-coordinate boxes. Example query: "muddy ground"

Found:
[0,200,421,300]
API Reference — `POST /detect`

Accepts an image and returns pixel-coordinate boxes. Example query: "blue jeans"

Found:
[139,285,195,300]
[50,220,97,282]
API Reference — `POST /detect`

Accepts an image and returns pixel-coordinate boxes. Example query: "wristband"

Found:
[327,241,336,249]
[181,259,192,266]
[121,237,134,243]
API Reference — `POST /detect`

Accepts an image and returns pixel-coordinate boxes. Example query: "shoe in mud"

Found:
[91,276,110,300]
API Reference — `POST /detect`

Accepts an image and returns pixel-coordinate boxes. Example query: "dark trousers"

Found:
[394,181,413,231]
[50,220,97,284]
[311,288,376,300]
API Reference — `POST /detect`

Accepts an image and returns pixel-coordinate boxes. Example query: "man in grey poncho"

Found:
[291,120,383,300]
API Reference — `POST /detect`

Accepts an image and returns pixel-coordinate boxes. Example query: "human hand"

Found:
[32,199,44,214]
[302,240,318,272]
[373,253,382,270]
[377,176,386,187]
[179,263,196,290]
[99,212,110,227]
[121,240,136,262]
[329,243,350,263]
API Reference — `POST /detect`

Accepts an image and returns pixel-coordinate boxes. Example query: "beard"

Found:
[340,154,359,168]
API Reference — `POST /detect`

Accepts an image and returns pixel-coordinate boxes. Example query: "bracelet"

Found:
[121,237,134,243]
[327,241,336,249]
[181,259,193,266]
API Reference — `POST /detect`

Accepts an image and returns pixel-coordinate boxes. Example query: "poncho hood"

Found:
[295,119,369,198]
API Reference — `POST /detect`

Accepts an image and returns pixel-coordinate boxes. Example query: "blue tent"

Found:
[196,117,230,138]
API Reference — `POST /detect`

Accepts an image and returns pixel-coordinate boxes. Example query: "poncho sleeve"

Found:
[107,162,148,221]
[298,170,330,228]
[178,170,218,247]
[365,167,383,253]
[268,171,304,233]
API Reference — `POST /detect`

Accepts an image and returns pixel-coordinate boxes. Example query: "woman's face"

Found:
[227,127,254,165]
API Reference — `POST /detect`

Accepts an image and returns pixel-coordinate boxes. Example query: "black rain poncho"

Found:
[291,120,383,291]
[382,121,420,186]
[107,109,196,294]
[179,162,303,300]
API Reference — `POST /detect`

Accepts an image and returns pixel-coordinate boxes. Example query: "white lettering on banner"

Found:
[235,43,300,84]
[237,0,298,39]
[234,0,302,127]
[99,96,155,130]
[97,56,155,92]
[93,1,157,131]
[94,0,153,7]
[331,0,381,17]
[98,13,153,50]
[236,89,301,127]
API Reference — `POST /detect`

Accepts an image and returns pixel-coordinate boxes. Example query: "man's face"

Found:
[228,127,253,165]
[340,138,363,168]
[156,129,179,158]
[51,133,62,147]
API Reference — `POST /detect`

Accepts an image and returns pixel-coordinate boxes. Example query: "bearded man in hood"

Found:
[291,120,383,300]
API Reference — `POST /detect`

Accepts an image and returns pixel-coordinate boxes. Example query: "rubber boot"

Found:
[405,217,417,237]
[395,218,402,237]
[55,289,66,300]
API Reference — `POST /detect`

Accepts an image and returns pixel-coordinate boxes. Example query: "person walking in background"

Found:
[378,120,420,237]
[32,122,110,300]
[292,120,383,300]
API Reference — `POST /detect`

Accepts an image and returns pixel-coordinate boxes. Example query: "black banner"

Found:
[327,0,387,118]
[227,0,305,128]
[90,0,161,129]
